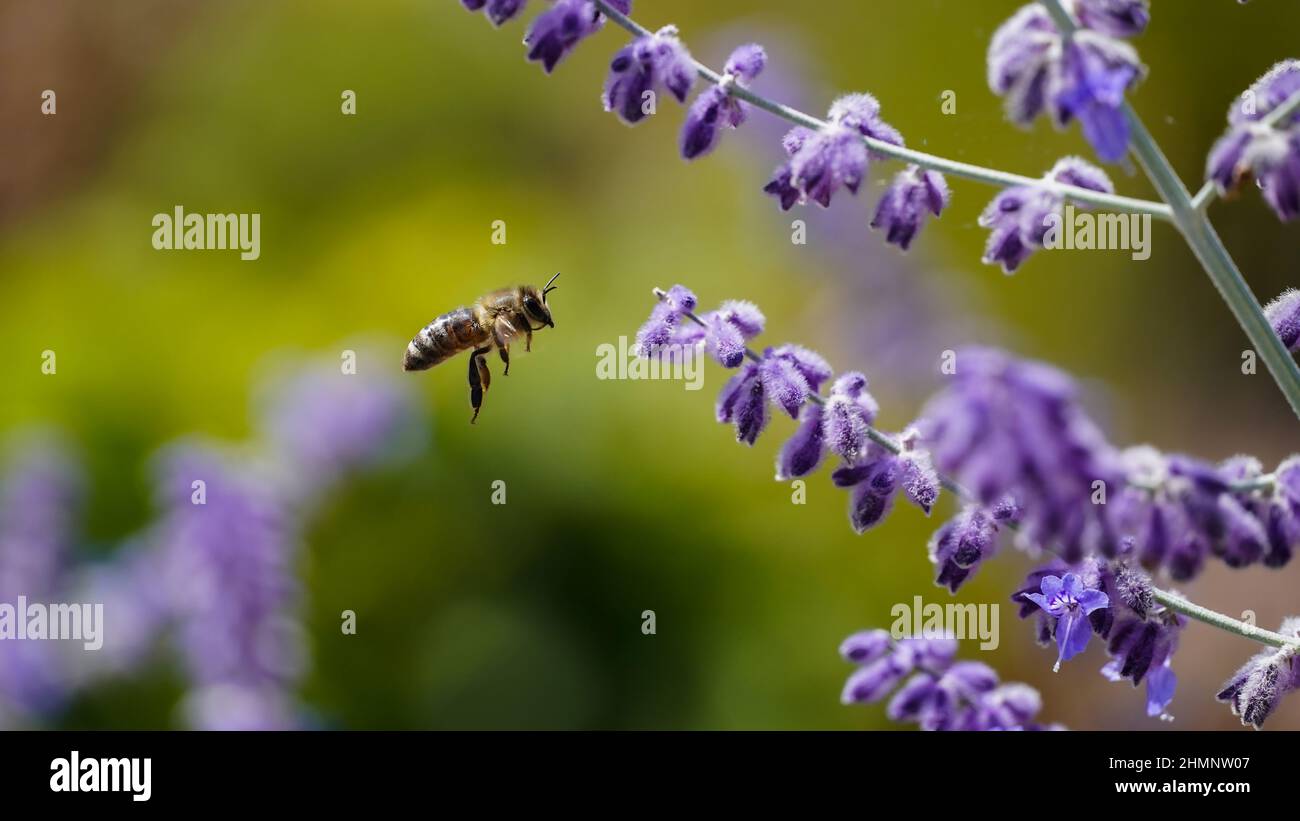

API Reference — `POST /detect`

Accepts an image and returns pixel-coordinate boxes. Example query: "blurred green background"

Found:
[1,0,1298,729]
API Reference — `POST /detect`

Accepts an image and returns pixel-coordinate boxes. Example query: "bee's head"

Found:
[521,273,560,328]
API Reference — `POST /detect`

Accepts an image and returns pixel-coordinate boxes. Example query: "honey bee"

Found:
[403,273,559,423]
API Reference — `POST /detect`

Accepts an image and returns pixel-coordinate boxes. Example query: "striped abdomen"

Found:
[403,306,490,371]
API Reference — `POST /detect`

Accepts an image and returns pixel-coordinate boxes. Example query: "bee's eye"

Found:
[524,297,543,319]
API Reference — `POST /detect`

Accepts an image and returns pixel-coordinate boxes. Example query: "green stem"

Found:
[591,1,1174,221]
[1040,0,1300,422]
[653,286,1299,652]
[1153,589,1300,650]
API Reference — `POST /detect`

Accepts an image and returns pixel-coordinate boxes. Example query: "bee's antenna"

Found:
[542,271,561,301]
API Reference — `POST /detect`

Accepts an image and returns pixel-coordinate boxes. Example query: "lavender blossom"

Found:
[987,4,1145,162]
[979,156,1115,273]
[929,505,1004,593]
[715,349,816,445]
[525,0,630,74]
[65,543,168,684]
[460,0,527,28]
[698,300,765,367]
[1104,612,1183,717]
[155,444,304,730]
[870,165,950,250]
[602,26,695,125]
[1023,572,1110,668]
[255,350,424,505]
[1111,447,1299,580]
[832,431,940,535]
[764,93,903,210]
[1071,0,1150,38]
[1216,618,1300,728]
[634,284,698,356]
[1265,288,1300,351]
[0,436,83,723]
[681,44,766,160]
[776,403,826,480]
[1205,61,1300,221]
[841,632,1054,730]
[921,347,1123,561]
[822,372,879,462]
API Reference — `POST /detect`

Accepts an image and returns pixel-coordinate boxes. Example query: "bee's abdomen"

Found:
[403,307,487,371]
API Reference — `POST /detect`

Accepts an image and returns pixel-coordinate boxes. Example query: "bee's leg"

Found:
[490,325,511,376]
[468,346,491,424]
[497,345,510,376]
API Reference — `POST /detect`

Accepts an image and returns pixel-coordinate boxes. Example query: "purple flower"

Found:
[634,284,698,356]
[831,429,940,535]
[978,157,1115,273]
[776,403,827,480]
[715,362,767,445]
[822,372,879,462]
[1110,448,1298,580]
[1024,573,1110,668]
[256,351,423,505]
[839,628,892,665]
[1265,288,1300,351]
[1104,612,1182,716]
[698,300,764,368]
[764,93,903,210]
[1215,618,1300,728]
[987,5,1144,162]
[0,436,83,722]
[921,348,1123,562]
[929,505,1002,592]
[832,448,900,534]
[1205,61,1300,221]
[602,26,695,125]
[1073,0,1150,38]
[841,632,1052,730]
[460,0,527,27]
[66,544,168,683]
[524,0,630,74]
[155,444,304,730]
[681,43,766,160]
[870,165,950,251]
[1279,456,1300,518]
[715,348,816,445]
[768,344,832,393]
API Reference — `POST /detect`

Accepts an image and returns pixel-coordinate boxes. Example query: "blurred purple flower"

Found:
[841,632,1055,730]
[920,347,1123,560]
[987,4,1145,162]
[1073,0,1150,38]
[0,435,83,723]
[460,0,528,28]
[524,0,631,74]
[256,349,424,505]
[155,444,304,730]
